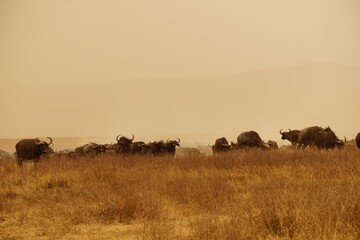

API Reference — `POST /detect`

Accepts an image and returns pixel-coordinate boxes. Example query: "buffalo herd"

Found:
[13,134,182,166]
[12,126,360,166]
[210,126,353,154]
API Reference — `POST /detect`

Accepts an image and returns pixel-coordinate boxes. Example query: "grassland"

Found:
[1,147,360,239]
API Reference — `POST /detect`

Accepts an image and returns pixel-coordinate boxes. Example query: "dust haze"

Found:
[1,0,360,146]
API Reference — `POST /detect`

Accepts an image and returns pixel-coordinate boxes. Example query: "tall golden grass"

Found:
[1,147,360,239]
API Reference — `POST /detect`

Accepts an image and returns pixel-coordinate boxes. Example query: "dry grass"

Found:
[1,147,360,239]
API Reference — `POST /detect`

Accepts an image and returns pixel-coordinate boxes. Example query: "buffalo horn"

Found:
[176,138,180,143]
[279,129,283,134]
[34,138,42,145]
[116,134,121,142]
[47,137,53,145]
[130,133,134,141]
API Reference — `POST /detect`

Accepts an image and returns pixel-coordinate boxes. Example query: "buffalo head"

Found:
[279,129,300,147]
[115,134,135,154]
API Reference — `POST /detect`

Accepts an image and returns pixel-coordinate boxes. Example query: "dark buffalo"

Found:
[279,129,300,147]
[211,137,231,153]
[356,132,360,149]
[128,141,149,154]
[147,140,166,155]
[314,129,345,149]
[15,137,53,166]
[74,145,84,155]
[237,131,266,149]
[297,126,327,149]
[115,134,135,154]
[164,138,181,156]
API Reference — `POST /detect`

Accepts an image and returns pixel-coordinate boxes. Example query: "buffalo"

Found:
[115,134,135,154]
[355,132,360,149]
[237,131,267,149]
[164,138,181,156]
[279,129,300,147]
[314,129,345,150]
[15,137,53,166]
[128,141,149,155]
[147,140,166,155]
[297,126,325,149]
[297,126,343,150]
[75,145,84,155]
[211,137,231,153]
[145,138,180,156]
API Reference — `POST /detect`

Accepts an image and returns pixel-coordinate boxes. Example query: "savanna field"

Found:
[1,147,360,240]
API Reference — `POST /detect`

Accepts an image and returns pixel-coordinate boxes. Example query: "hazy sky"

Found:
[1,0,360,145]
